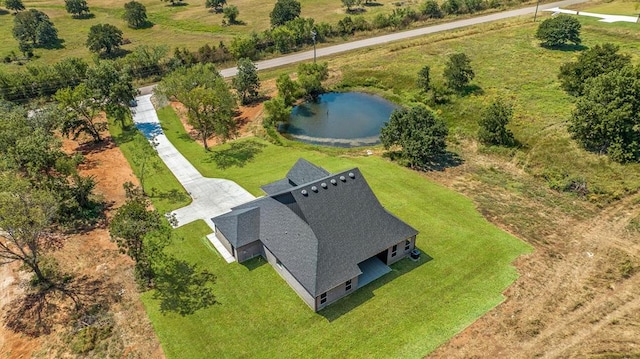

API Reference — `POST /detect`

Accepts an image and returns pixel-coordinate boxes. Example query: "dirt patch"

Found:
[171,78,277,147]
[0,128,164,358]
[424,142,640,358]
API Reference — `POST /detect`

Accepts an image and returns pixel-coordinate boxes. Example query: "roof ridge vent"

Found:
[340,175,346,182]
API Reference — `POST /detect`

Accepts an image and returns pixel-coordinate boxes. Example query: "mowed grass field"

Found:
[135,107,531,358]
[0,0,421,70]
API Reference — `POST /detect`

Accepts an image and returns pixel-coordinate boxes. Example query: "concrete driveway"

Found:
[130,94,255,262]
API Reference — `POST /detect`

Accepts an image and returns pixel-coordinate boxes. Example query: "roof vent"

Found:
[348,172,355,178]
[311,186,318,192]
[321,183,327,189]
[340,176,346,182]
[330,179,337,185]
[301,190,308,196]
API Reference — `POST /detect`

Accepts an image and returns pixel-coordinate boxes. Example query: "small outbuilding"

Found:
[212,159,418,311]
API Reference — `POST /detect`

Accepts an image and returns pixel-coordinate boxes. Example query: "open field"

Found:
[577,0,640,15]
[138,108,531,358]
[0,0,447,70]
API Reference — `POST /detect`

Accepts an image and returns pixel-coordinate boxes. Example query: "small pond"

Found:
[281,92,400,147]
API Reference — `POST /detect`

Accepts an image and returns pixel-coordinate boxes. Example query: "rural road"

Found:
[138,0,587,94]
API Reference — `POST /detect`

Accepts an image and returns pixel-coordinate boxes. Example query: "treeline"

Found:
[1,0,530,102]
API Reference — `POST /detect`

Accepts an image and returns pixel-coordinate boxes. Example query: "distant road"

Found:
[139,0,588,94]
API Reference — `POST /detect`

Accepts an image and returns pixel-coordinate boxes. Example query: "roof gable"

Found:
[286,158,330,186]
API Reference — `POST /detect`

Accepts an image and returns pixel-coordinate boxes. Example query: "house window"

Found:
[346,280,352,291]
[320,293,327,304]
[276,259,283,269]
[391,244,397,257]
[405,239,411,251]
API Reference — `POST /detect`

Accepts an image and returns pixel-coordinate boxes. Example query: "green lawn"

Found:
[136,106,531,358]
[580,1,640,16]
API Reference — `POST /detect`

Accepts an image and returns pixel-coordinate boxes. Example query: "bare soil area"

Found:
[0,131,164,359]
[425,143,640,358]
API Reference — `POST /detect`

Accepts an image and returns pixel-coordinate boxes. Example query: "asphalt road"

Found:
[138,0,587,95]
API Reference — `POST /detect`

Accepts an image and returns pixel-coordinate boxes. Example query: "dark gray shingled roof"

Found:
[212,207,260,247]
[213,161,418,297]
[261,158,330,195]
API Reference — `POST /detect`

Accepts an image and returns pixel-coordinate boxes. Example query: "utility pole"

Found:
[311,29,317,63]
[533,0,541,22]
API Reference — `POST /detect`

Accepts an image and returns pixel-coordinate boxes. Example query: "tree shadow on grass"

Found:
[149,187,190,205]
[320,248,432,322]
[130,20,155,29]
[459,84,484,97]
[0,9,9,15]
[99,48,131,60]
[38,38,65,50]
[152,256,218,316]
[364,1,383,6]
[541,43,587,52]
[205,140,266,170]
[384,151,464,172]
[72,13,95,19]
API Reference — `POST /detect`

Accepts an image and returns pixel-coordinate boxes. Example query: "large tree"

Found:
[536,14,581,48]
[443,52,474,92]
[276,73,299,106]
[86,23,123,56]
[232,58,260,105]
[85,61,138,127]
[558,43,631,97]
[0,173,57,286]
[157,63,237,150]
[64,0,90,18]
[123,1,148,29]
[5,0,25,13]
[13,9,60,47]
[478,98,515,147]
[568,66,640,163]
[380,105,449,169]
[109,186,166,287]
[263,96,291,128]
[55,83,105,142]
[270,0,301,27]
[222,5,239,24]
[297,62,329,99]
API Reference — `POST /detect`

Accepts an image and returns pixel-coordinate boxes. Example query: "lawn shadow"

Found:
[205,140,266,170]
[346,7,367,14]
[130,20,155,29]
[150,187,190,204]
[0,9,9,15]
[459,84,484,97]
[320,248,432,322]
[72,13,95,19]
[167,1,189,6]
[240,256,268,271]
[542,43,587,52]
[99,48,132,59]
[152,256,218,316]
[364,1,383,6]
[420,151,465,171]
[38,38,65,50]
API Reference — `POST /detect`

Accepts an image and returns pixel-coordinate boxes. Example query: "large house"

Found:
[212,159,418,311]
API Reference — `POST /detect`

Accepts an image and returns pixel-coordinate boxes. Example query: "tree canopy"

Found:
[5,0,25,13]
[123,1,148,29]
[558,43,631,97]
[276,73,299,106]
[568,65,640,163]
[85,60,138,127]
[443,52,474,92]
[297,62,329,99]
[55,83,105,142]
[536,14,581,48]
[270,0,301,27]
[0,173,57,285]
[232,58,260,105]
[222,5,239,24]
[478,98,515,147]
[380,105,449,169]
[417,65,431,93]
[86,23,123,55]
[13,9,60,47]
[64,0,90,18]
[157,63,237,150]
